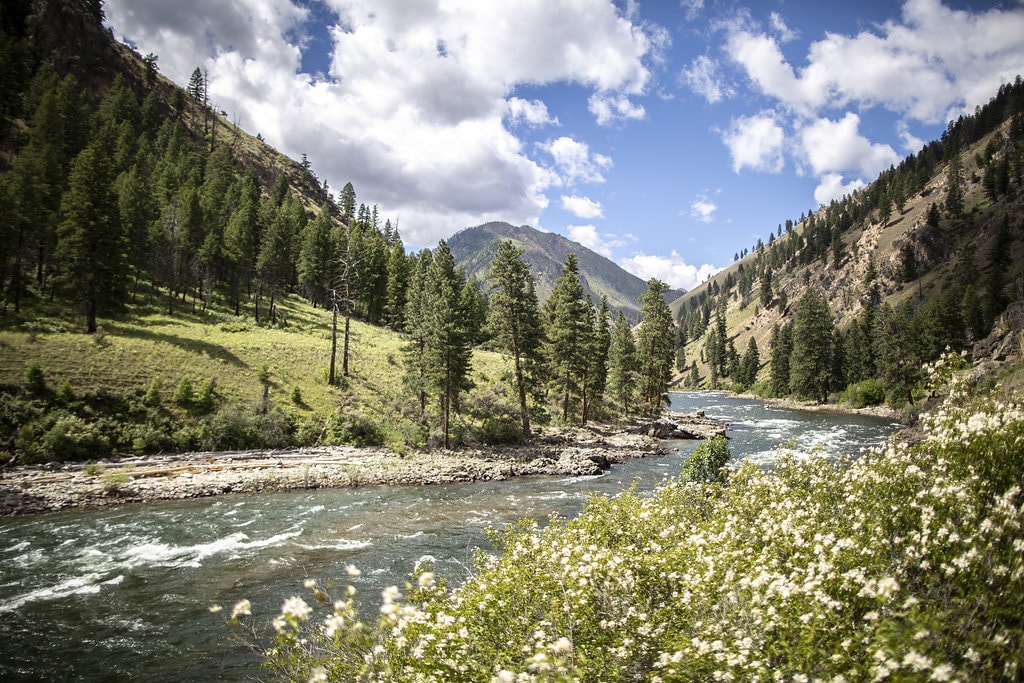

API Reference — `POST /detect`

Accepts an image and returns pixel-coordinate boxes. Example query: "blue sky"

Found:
[104,0,1024,290]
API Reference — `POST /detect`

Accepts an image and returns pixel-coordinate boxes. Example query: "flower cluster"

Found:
[228,379,1023,681]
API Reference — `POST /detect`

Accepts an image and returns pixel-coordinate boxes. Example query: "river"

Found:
[0,392,899,681]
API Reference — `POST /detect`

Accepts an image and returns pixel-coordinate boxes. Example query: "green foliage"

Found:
[22,362,45,396]
[233,382,1024,682]
[173,376,194,406]
[681,435,731,483]
[789,289,835,402]
[256,363,271,385]
[635,279,675,416]
[840,378,888,408]
[143,378,162,408]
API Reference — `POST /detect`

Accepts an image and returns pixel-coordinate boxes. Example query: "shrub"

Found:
[173,376,194,406]
[39,414,112,461]
[195,378,217,414]
[681,435,731,483]
[143,378,162,408]
[840,378,887,408]
[257,363,271,385]
[23,363,45,396]
[55,378,76,403]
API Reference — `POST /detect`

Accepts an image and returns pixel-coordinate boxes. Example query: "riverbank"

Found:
[0,415,726,515]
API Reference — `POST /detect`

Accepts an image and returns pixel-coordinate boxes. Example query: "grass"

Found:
[0,288,516,459]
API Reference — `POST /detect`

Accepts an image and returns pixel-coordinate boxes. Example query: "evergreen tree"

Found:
[737,337,760,389]
[486,240,544,437]
[542,254,591,423]
[636,279,675,416]
[55,140,126,332]
[422,241,474,449]
[383,241,411,330]
[875,304,921,406]
[789,290,835,403]
[607,311,638,416]
[297,203,336,308]
[403,250,433,414]
[583,295,611,422]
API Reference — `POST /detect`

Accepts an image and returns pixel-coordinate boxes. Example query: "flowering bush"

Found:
[227,375,1024,682]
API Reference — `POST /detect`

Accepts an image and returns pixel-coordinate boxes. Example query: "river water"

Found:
[0,393,899,681]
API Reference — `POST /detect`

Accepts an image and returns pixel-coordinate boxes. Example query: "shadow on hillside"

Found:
[115,327,247,368]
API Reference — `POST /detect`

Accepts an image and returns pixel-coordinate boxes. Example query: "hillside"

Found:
[449,222,684,321]
[672,81,1024,404]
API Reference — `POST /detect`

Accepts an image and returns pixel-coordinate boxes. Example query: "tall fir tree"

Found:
[789,289,836,403]
[542,253,591,423]
[422,241,474,449]
[486,240,544,437]
[55,140,126,332]
[635,279,676,416]
[606,311,638,416]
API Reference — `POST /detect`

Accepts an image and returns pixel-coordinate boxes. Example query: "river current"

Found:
[0,392,899,681]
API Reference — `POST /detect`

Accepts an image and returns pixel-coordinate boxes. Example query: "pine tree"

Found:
[297,203,336,308]
[607,311,638,415]
[486,240,543,437]
[402,250,433,414]
[55,140,126,332]
[383,241,411,330]
[789,290,835,403]
[636,279,675,416]
[875,304,921,406]
[581,295,611,423]
[422,241,474,449]
[769,323,793,397]
[737,337,760,389]
[542,253,591,423]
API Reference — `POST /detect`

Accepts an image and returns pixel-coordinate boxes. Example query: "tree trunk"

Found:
[329,303,338,385]
[342,314,351,376]
[86,299,97,333]
[511,339,530,437]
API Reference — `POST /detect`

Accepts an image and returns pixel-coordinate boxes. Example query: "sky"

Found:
[103,0,1024,291]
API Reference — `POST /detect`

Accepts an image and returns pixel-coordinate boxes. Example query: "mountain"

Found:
[448,222,684,321]
[671,80,1024,399]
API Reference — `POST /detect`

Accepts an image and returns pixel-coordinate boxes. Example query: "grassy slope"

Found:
[0,290,509,455]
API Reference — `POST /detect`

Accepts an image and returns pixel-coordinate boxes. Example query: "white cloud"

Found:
[104,0,658,247]
[722,113,786,173]
[689,194,717,223]
[769,12,797,43]
[567,225,634,258]
[507,98,559,127]
[680,0,705,22]
[897,120,925,154]
[561,195,604,219]
[540,137,613,185]
[619,251,720,292]
[726,0,1024,122]
[588,92,646,126]
[799,113,899,178]
[682,55,733,104]
[814,173,866,206]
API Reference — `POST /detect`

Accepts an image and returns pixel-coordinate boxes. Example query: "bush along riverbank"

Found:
[0,415,727,515]
[226,362,1024,682]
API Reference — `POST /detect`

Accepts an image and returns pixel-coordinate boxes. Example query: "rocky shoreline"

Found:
[0,413,728,516]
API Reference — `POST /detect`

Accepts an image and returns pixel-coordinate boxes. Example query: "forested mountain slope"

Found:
[671,78,1024,405]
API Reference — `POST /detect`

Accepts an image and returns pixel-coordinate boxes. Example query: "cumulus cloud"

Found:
[561,195,604,219]
[588,93,646,126]
[689,193,717,223]
[567,225,634,258]
[104,0,658,247]
[540,137,613,186]
[722,113,786,173]
[682,55,733,103]
[619,251,720,292]
[769,12,797,43]
[726,0,1024,122]
[799,113,899,179]
[507,98,559,127]
[813,173,866,206]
